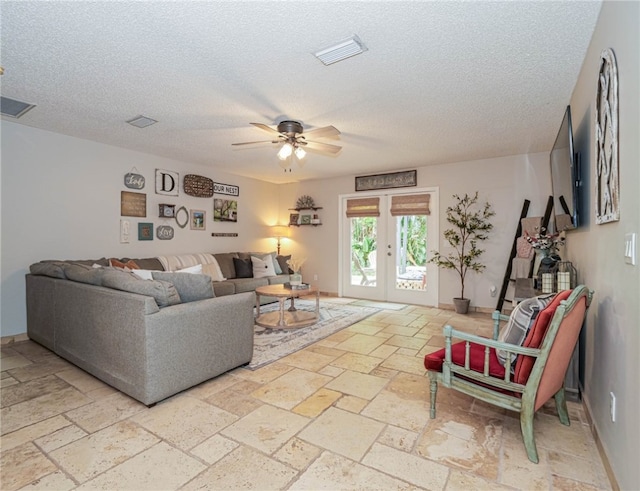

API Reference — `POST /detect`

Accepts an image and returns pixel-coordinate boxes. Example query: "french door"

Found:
[340,189,439,306]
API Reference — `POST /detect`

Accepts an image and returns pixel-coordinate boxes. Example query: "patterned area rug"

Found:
[248,300,380,370]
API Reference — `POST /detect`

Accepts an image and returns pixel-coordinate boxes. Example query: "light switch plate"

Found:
[624,233,636,265]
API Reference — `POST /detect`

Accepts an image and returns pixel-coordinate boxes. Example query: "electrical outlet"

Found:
[313,274,318,281]
[610,392,616,423]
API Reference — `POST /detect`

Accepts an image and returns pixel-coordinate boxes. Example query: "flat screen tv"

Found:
[550,105,580,231]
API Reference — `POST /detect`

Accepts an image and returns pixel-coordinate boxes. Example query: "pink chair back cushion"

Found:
[424,341,506,379]
[513,289,572,385]
[534,297,587,410]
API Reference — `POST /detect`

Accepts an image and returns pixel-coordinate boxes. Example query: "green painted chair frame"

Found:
[427,285,593,463]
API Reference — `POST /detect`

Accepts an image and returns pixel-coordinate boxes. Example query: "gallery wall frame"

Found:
[190,210,206,230]
[138,223,153,241]
[355,170,417,192]
[120,191,147,217]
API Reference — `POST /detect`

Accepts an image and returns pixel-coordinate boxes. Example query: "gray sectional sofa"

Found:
[25,251,292,405]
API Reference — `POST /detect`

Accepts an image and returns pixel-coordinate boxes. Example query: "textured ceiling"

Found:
[1,1,601,184]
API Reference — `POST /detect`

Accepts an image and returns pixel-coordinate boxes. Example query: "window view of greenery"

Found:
[350,216,427,289]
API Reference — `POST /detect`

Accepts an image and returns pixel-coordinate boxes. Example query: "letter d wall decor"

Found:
[155,169,179,196]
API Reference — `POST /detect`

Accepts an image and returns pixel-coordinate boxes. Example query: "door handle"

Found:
[387,252,392,256]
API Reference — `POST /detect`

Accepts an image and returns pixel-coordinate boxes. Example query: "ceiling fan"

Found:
[232,120,341,171]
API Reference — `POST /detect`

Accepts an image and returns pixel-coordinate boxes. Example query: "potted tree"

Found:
[429,192,495,314]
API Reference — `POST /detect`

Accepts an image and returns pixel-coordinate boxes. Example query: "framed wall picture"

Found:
[138,222,153,241]
[289,213,300,225]
[213,199,237,222]
[120,191,147,217]
[355,170,417,192]
[190,210,206,230]
[155,169,179,196]
[300,214,312,225]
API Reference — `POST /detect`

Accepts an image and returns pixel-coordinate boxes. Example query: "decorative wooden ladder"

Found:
[495,196,554,312]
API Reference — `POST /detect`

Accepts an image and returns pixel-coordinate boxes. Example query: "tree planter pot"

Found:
[453,298,470,314]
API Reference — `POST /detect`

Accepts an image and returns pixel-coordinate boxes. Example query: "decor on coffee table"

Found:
[255,284,320,329]
[249,300,380,370]
[287,256,306,285]
[429,192,495,314]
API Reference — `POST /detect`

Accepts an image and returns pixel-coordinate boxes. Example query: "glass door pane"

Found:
[350,217,377,287]
[394,215,427,291]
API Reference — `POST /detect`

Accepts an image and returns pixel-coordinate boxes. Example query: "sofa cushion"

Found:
[212,281,236,297]
[202,261,226,281]
[72,257,110,267]
[121,257,164,271]
[152,272,214,303]
[251,255,276,278]
[156,253,220,273]
[277,254,293,274]
[102,268,181,307]
[496,293,555,366]
[424,342,506,379]
[268,275,290,285]
[29,261,68,279]
[213,253,239,279]
[62,263,104,285]
[233,257,253,278]
[227,277,268,293]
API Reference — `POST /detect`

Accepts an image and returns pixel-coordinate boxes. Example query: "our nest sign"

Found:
[213,182,239,197]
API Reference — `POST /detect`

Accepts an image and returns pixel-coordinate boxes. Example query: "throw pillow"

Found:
[214,253,239,279]
[102,269,181,308]
[131,269,154,280]
[232,257,253,278]
[251,251,281,275]
[496,293,556,366]
[201,261,226,281]
[109,258,140,270]
[176,264,203,274]
[151,272,214,303]
[251,255,276,278]
[276,254,293,274]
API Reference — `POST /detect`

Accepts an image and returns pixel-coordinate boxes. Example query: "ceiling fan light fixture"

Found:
[277,143,293,160]
[294,146,306,160]
[313,35,367,65]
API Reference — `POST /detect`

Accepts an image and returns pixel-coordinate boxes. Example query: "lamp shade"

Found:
[271,225,290,238]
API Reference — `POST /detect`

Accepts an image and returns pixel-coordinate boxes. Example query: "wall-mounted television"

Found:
[550,105,581,231]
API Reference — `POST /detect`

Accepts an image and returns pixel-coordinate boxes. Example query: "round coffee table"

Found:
[255,284,320,329]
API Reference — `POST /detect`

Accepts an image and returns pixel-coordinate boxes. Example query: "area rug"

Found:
[248,300,380,370]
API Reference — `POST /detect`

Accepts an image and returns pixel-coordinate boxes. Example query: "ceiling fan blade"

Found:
[302,125,341,139]
[304,140,342,154]
[231,140,277,146]
[250,122,282,135]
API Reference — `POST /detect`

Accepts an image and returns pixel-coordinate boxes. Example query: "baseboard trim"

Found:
[437,303,495,314]
[583,398,619,491]
[1,333,29,346]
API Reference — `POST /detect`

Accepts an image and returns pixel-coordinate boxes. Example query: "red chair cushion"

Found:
[424,341,506,379]
[513,289,572,385]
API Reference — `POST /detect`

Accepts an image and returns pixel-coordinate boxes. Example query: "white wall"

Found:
[278,151,552,308]
[1,122,279,337]
[567,2,640,489]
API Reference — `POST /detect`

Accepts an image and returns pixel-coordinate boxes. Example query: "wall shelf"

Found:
[288,207,322,226]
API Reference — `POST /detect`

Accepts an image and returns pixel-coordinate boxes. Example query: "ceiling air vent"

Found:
[1,96,36,118]
[313,35,367,65]
[126,115,158,128]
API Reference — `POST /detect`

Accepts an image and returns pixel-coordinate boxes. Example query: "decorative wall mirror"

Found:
[174,206,189,228]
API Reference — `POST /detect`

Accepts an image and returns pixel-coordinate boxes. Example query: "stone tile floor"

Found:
[1,302,611,490]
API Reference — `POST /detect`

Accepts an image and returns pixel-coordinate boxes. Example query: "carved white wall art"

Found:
[595,48,619,225]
